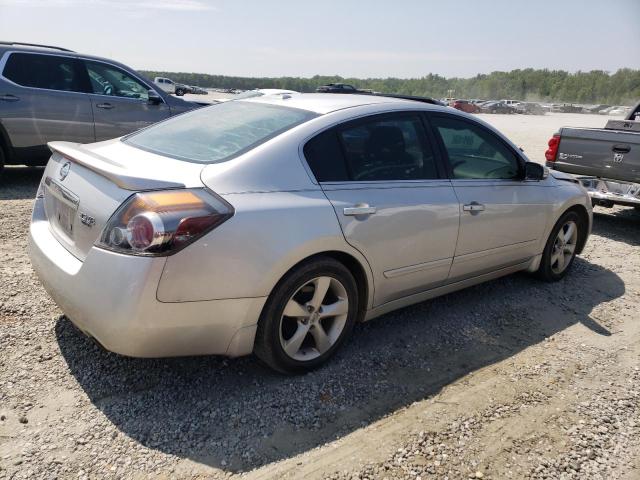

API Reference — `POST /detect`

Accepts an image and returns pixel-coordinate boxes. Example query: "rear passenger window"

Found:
[338,116,438,181]
[3,53,84,92]
[304,115,440,182]
[304,130,350,182]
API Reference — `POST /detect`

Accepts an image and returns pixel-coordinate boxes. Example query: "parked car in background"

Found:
[480,101,515,114]
[153,76,176,94]
[607,106,631,116]
[515,102,546,115]
[174,83,191,96]
[316,83,361,93]
[501,99,522,108]
[597,106,617,115]
[29,93,592,373]
[583,104,610,114]
[554,104,583,113]
[452,99,480,113]
[189,85,208,95]
[156,80,194,97]
[0,42,197,172]
[545,100,640,209]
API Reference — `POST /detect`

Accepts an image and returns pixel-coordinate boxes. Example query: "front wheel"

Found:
[535,211,581,281]
[254,257,358,374]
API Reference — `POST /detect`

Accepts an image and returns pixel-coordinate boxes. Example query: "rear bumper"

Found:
[28,199,265,358]
[575,176,640,208]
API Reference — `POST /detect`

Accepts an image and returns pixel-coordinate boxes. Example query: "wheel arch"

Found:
[264,249,373,323]
[0,121,14,164]
[564,203,590,255]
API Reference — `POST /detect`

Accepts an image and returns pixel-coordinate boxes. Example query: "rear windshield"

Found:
[124,101,317,164]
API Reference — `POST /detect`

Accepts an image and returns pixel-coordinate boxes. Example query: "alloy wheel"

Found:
[279,276,349,361]
[550,220,578,274]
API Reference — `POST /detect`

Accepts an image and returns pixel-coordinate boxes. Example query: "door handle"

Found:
[343,204,377,216]
[0,94,20,102]
[463,202,485,212]
[612,144,631,154]
[96,103,114,109]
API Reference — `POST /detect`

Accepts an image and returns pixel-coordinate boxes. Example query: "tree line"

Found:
[140,68,640,105]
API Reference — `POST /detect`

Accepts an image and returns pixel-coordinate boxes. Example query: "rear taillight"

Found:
[96,189,233,256]
[545,134,560,162]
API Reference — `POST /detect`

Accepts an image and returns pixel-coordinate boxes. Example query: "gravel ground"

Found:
[1,113,639,479]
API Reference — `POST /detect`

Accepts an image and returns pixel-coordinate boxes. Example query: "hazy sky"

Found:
[1,0,638,78]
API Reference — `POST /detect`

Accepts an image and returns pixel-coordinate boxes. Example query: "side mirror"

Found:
[524,161,546,181]
[147,90,163,105]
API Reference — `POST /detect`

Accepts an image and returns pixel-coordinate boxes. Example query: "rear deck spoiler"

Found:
[47,141,185,191]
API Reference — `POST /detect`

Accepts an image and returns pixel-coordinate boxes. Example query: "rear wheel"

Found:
[536,211,581,281]
[254,257,358,374]
[0,143,5,178]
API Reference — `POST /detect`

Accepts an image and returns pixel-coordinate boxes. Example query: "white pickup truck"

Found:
[153,77,190,96]
[545,101,640,209]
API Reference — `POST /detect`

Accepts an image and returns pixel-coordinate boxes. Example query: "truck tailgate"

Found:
[555,127,640,183]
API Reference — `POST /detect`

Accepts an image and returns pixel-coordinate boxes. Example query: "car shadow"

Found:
[56,257,624,473]
[592,206,640,247]
[0,166,44,200]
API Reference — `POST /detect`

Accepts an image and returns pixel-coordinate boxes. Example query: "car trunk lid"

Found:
[42,140,205,261]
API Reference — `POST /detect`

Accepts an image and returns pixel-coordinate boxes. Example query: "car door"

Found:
[304,112,460,307]
[0,51,94,161]
[83,60,170,141]
[429,113,553,280]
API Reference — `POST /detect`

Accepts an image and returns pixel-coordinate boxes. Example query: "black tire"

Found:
[0,143,5,178]
[254,257,358,374]
[175,88,185,96]
[535,211,582,282]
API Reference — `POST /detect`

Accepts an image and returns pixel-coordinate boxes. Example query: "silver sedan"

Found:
[28,94,592,373]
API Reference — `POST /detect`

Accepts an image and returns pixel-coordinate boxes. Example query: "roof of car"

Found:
[0,41,75,53]
[243,93,443,115]
[0,43,136,69]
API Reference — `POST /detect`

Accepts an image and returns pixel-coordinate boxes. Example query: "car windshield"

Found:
[124,101,317,164]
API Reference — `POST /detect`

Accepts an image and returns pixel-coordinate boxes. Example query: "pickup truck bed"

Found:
[546,102,640,208]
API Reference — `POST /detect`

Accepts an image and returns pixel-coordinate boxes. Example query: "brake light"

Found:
[545,134,560,162]
[97,189,233,256]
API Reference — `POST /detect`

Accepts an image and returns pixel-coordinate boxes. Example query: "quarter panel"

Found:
[156,190,373,304]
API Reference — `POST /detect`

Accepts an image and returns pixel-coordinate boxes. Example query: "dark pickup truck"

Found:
[545,101,640,208]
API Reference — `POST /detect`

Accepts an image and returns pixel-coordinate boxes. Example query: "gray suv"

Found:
[0,42,197,173]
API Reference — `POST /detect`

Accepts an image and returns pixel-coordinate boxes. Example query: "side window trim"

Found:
[334,127,356,181]
[425,112,525,181]
[418,112,449,180]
